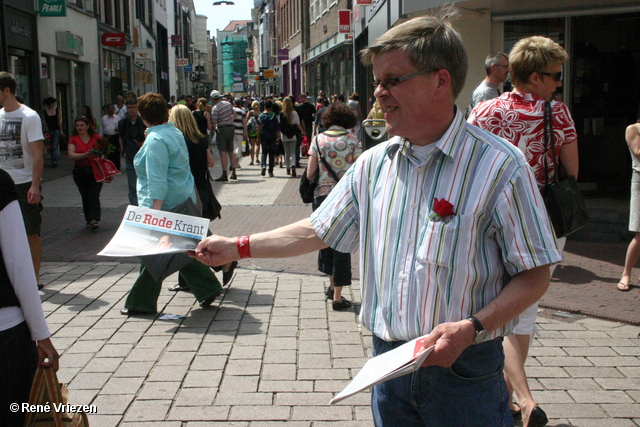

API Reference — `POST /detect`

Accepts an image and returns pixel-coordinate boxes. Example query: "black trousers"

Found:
[0,322,37,427]
[73,166,103,223]
[105,134,121,171]
[260,136,278,173]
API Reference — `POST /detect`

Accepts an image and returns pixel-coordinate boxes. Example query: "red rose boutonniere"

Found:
[429,198,455,222]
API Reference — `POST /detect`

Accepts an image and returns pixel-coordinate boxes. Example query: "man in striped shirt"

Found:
[194,12,560,427]
[210,90,238,181]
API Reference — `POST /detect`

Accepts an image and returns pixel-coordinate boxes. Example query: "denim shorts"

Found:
[371,335,513,427]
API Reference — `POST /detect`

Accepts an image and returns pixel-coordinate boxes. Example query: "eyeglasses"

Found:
[371,68,439,91]
[538,71,563,81]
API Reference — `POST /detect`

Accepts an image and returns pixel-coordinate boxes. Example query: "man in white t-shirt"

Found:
[0,71,45,286]
[467,52,509,116]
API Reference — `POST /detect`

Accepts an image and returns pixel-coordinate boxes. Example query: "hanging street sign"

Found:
[171,35,183,47]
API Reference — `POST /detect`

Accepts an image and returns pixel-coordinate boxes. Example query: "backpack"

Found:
[247,115,258,135]
[280,113,297,139]
[259,112,279,138]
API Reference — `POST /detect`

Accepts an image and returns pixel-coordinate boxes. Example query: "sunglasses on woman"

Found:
[538,71,563,81]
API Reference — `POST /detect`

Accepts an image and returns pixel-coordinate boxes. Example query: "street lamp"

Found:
[213,1,235,5]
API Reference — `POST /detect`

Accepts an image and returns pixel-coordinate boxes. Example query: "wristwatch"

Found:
[466,315,487,344]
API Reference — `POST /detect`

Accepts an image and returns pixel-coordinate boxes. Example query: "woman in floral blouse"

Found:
[307,103,361,310]
[469,36,579,427]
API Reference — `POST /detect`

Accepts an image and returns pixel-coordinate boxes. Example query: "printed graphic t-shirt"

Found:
[0,105,44,185]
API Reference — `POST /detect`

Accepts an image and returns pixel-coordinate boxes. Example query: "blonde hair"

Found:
[509,36,568,88]
[169,104,203,143]
[282,97,295,122]
[197,97,207,112]
[251,100,260,109]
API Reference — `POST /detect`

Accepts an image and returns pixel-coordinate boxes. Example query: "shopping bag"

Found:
[23,365,90,427]
[90,158,120,183]
[241,140,250,157]
[300,136,310,157]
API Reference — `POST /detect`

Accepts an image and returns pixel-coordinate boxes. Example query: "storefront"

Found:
[4,0,40,108]
[303,38,353,100]
[496,10,640,197]
[103,48,131,106]
[37,1,103,137]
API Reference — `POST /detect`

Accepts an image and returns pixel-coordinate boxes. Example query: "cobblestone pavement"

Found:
[37,154,640,426]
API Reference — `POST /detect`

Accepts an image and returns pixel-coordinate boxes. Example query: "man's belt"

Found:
[217,123,234,127]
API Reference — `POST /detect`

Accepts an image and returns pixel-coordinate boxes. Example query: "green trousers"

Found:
[124,260,222,313]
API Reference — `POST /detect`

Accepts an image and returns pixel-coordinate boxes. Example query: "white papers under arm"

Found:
[330,336,435,404]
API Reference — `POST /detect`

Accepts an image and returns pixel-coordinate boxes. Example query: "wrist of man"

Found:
[237,235,251,259]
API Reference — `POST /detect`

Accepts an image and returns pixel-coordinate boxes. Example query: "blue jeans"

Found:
[48,129,60,164]
[126,162,138,206]
[371,336,513,427]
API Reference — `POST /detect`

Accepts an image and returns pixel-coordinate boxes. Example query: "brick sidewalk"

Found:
[38,261,640,426]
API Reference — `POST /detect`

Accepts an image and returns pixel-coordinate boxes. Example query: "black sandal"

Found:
[332,297,352,311]
[325,287,334,300]
[222,261,238,286]
[168,284,190,292]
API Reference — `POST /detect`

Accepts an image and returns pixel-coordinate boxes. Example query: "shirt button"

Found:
[399,273,407,280]
[411,203,417,209]
[407,238,413,244]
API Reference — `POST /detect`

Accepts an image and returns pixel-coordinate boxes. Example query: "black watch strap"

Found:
[467,315,484,333]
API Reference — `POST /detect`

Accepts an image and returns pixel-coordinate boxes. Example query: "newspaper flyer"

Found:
[98,205,209,257]
[330,336,435,404]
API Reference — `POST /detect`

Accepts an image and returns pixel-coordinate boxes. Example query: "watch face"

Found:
[475,329,487,344]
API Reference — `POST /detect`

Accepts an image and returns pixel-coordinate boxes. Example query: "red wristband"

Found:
[237,235,251,259]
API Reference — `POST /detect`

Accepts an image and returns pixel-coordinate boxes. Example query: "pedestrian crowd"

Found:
[2,6,640,427]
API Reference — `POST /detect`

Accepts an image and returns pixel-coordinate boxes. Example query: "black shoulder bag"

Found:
[541,101,588,238]
[299,136,340,204]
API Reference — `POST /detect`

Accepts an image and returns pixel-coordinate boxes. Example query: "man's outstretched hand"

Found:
[191,234,238,267]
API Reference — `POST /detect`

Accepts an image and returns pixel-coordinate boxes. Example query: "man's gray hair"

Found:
[359,9,468,99]
[485,52,508,74]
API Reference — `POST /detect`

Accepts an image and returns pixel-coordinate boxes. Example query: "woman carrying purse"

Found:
[469,36,579,427]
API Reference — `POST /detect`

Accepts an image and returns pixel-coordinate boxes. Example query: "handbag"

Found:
[24,365,90,427]
[202,170,222,220]
[299,136,340,204]
[541,101,589,238]
[300,136,310,157]
[89,158,120,183]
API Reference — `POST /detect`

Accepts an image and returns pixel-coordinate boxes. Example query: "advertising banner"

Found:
[338,10,351,34]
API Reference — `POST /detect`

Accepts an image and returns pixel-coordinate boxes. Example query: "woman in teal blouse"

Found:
[120,93,222,316]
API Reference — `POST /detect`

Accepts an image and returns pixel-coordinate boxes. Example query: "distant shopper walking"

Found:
[68,116,103,230]
[42,97,63,168]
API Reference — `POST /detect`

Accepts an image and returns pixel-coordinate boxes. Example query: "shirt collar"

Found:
[386,106,467,161]
[505,91,544,103]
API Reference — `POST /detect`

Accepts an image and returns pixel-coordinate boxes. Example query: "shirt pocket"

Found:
[419,214,474,268]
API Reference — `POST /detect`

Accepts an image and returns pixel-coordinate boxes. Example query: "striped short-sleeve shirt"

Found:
[210,100,234,126]
[310,108,561,342]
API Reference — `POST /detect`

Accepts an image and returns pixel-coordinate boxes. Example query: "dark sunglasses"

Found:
[538,71,563,81]
[371,68,439,91]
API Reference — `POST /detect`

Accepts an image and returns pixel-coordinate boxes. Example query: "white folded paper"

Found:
[330,335,434,404]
